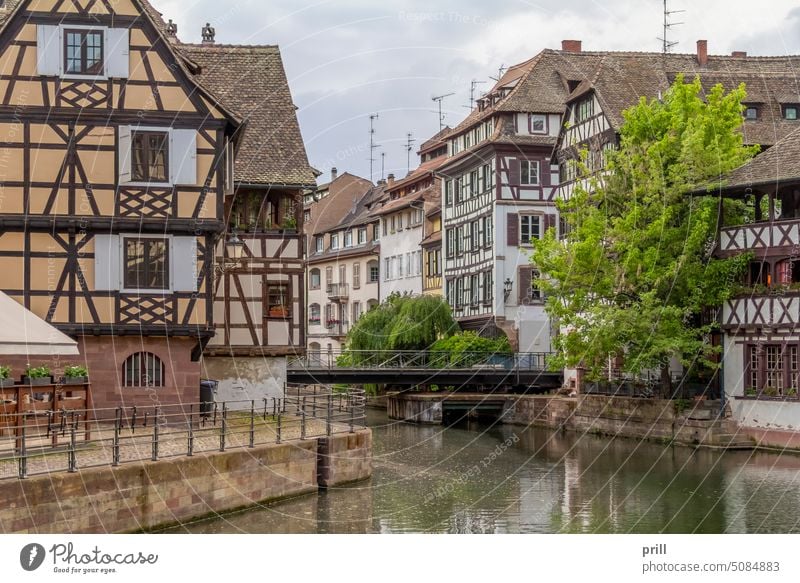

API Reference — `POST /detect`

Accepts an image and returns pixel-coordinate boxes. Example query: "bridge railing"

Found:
[290,350,551,371]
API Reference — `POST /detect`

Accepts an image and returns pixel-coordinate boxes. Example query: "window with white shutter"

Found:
[117,126,132,184]
[38,25,129,79]
[37,25,61,76]
[171,237,198,292]
[171,129,198,185]
[94,234,120,291]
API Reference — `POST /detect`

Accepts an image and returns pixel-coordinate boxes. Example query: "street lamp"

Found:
[216,231,245,276]
[226,231,245,262]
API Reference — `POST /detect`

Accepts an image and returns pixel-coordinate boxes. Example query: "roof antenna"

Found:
[381,151,386,181]
[368,113,379,183]
[658,0,684,53]
[490,64,507,82]
[432,93,455,132]
[464,80,486,110]
[406,132,415,174]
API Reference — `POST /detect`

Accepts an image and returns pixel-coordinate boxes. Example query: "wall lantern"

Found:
[504,278,513,300]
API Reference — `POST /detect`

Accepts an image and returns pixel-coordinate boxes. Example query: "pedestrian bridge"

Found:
[287,351,563,391]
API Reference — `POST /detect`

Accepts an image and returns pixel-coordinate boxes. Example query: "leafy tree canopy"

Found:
[343,294,458,362]
[532,75,756,384]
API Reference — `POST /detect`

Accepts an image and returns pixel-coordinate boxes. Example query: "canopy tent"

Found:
[0,292,79,356]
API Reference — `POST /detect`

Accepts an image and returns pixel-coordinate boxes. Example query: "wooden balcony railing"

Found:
[719,219,800,254]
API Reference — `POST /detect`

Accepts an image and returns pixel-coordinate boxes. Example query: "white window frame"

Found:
[330,233,339,250]
[344,230,353,248]
[520,214,542,247]
[530,114,547,134]
[520,160,540,186]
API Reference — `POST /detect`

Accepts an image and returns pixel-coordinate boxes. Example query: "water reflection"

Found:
[166,410,800,534]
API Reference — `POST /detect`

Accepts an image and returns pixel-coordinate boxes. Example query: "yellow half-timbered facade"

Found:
[0,0,315,408]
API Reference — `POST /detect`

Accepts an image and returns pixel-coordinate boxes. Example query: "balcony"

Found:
[723,295,800,330]
[327,283,350,301]
[719,219,800,254]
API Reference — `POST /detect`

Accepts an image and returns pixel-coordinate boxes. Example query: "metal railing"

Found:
[0,385,366,481]
[291,350,551,371]
[585,369,720,400]
[326,283,350,300]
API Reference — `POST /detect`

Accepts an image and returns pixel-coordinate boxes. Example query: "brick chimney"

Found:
[387,173,395,186]
[732,51,747,58]
[330,167,338,181]
[562,40,582,53]
[697,40,708,66]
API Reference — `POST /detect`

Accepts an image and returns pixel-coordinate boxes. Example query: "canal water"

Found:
[167,409,800,534]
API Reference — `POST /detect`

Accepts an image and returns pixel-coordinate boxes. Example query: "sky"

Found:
[155,0,800,184]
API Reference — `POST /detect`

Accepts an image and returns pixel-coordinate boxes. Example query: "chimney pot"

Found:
[732,51,747,58]
[166,19,178,42]
[387,173,395,185]
[697,40,708,66]
[330,167,338,181]
[561,40,582,53]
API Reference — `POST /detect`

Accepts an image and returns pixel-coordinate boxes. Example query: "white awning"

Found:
[0,292,79,356]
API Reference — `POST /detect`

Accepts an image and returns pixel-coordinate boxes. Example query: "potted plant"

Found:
[0,365,13,388]
[63,365,88,385]
[283,217,297,231]
[744,387,758,397]
[23,365,52,386]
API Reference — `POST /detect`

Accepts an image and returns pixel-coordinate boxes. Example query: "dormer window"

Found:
[784,105,799,120]
[744,106,759,121]
[530,114,547,134]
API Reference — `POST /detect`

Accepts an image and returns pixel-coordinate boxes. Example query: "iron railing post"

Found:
[276,411,282,444]
[220,402,227,452]
[249,400,255,448]
[301,396,307,440]
[326,393,332,437]
[151,407,160,462]
[112,408,121,467]
[349,393,355,434]
[68,425,77,473]
[187,416,194,457]
[18,424,27,479]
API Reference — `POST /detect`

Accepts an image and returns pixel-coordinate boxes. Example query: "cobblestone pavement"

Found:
[0,414,354,480]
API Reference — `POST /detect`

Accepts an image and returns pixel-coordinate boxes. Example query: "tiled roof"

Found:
[421,230,442,247]
[304,173,375,236]
[419,127,452,153]
[307,241,380,265]
[371,191,424,217]
[715,126,800,192]
[180,43,316,187]
[559,50,800,147]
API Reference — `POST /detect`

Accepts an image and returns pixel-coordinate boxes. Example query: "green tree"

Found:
[533,76,756,395]
[429,331,512,367]
[343,294,458,364]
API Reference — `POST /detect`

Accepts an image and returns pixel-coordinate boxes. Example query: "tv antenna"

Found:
[432,93,455,131]
[368,114,379,182]
[405,132,416,174]
[464,80,487,110]
[657,0,684,53]
[490,64,507,82]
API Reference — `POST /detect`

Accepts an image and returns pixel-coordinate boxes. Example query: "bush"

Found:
[25,365,51,379]
[430,332,512,368]
[0,365,10,380]
[64,365,88,378]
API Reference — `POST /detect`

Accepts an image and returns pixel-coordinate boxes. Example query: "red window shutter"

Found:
[507,213,519,247]
[777,260,790,285]
[518,267,532,304]
[509,160,521,186]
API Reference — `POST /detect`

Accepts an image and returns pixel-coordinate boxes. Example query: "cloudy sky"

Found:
[155,0,800,183]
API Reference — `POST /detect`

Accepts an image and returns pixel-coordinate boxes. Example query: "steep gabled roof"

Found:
[304,173,374,236]
[180,43,316,187]
[714,126,800,193]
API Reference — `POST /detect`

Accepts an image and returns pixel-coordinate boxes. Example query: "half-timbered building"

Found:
[181,40,316,403]
[553,41,800,201]
[709,127,800,447]
[0,0,313,409]
[438,48,597,351]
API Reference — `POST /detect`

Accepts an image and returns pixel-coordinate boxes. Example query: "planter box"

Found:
[63,377,88,386]
[0,379,14,388]
[22,376,52,386]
